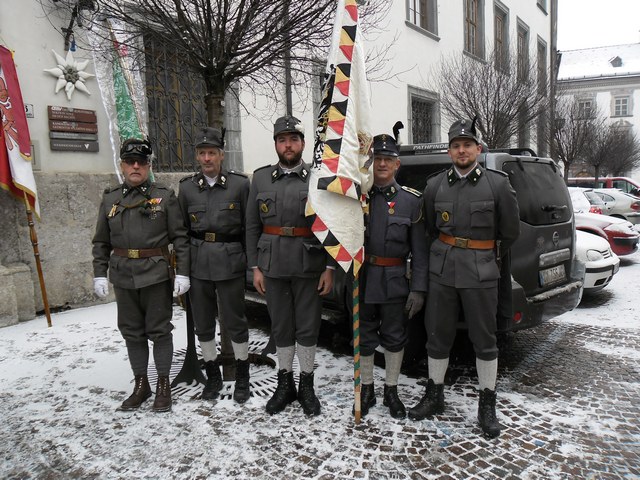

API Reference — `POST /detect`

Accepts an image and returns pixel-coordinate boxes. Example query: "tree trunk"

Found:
[205,92,226,130]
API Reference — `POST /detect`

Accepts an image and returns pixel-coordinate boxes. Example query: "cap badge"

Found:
[442,211,450,222]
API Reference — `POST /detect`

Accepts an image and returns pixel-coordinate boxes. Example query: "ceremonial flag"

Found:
[0,46,40,218]
[305,0,373,423]
[306,0,373,275]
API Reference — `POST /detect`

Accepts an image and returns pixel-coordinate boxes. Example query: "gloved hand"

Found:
[93,277,109,298]
[173,275,191,296]
[405,291,425,318]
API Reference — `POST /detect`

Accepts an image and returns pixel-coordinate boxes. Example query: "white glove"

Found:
[405,291,425,318]
[93,277,109,298]
[173,275,191,296]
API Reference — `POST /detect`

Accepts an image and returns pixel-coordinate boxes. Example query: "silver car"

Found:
[593,188,640,224]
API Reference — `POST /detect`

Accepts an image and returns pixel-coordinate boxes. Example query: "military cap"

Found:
[448,117,480,145]
[372,133,399,157]
[120,138,152,161]
[273,115,305,139]
[195,127,224,149]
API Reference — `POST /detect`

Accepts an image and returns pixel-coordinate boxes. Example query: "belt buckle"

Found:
[369,255,378,264]
[205,232,216,242]
[128,249,140,259]
[281,226,295,237]
[454,237,469,248]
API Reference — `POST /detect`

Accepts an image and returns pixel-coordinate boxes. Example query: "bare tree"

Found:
[553,95,606,181]
[431,47,551,149]
[40,0,389,129]
[585,125,640,181]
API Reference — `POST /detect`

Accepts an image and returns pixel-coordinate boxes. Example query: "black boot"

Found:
[408,379,445,421]
[233,359,251,404]
[298,371,321,416]
[152,376,172,412]
[266,369,297,414]
[119,374,152,411]
[478,388,501,438]
[353,383,376,417]
[202,360,223,400]
[383,385,406,419]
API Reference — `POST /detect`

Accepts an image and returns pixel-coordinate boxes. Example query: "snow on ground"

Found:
[0,250,638,478]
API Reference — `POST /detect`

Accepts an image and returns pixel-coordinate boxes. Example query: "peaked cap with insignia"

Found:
[195,126,225,149]
[273,115,305,140]
[373,121,404,157]
[448,117,480,146]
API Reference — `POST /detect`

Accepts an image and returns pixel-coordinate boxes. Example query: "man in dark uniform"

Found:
[92,138,190,413]
[408,118,520,438]
[246,115,334,416]
[358,128,428,419]
[178,127,251,403]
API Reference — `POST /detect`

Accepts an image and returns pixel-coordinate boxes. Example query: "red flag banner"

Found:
[306,0,373,276]
[0,46,39,217]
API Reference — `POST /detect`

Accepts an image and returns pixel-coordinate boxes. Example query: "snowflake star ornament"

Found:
[43,50,95,100]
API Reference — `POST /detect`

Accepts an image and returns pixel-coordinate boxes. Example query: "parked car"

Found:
[574,211,640,256]
[575,230,619,294]
[568,187,605,214]
[592,188,640,224]
[567,176,640,196]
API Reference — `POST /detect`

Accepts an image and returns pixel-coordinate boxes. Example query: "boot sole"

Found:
[152,406,172,413]
[407,408,444,421]
[117,393,152,411]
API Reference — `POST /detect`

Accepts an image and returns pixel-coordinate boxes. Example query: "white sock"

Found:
[361,354,375,384]
[276,345,295,372]
[232,341,249,361]
[384,349,404,386]
[476,358,498,391]
[428,357,449,384]
[200,339,218,363]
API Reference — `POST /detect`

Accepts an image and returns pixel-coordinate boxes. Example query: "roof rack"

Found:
[489,147,537,156]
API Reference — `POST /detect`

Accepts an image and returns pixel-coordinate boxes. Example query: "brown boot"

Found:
[119,375,152,411]
[152,376,172,413]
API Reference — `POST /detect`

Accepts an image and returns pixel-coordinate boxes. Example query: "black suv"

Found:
[395,143,584,333]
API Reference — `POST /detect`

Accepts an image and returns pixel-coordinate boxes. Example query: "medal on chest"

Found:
[387,201,396,215]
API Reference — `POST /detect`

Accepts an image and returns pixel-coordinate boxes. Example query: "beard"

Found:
[277,150,303,167]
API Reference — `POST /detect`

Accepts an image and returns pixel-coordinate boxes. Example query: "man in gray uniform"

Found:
[246,115,334,416]
[92,138,190,413]
[358,128,428,419]
[408,118,520,438]
[178,127,251,403]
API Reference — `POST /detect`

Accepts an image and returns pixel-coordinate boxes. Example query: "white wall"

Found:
[1,1,115,174]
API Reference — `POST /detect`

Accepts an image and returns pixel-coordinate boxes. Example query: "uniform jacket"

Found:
[92,181,190,289]
[246,162,327,279]
[178,169,249,281]
[423,164,520,289]
[363,180,428,303]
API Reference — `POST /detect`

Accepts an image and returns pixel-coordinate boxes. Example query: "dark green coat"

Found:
[92,181,190,289]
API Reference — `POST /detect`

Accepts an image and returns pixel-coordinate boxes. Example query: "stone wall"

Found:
[0,172,185,326]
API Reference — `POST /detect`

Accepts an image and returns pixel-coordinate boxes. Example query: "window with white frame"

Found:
[465,0,485,58]
[407,0,438,34]
[613,96,630,117]
[494,4,508,71]
[577,99,593,119]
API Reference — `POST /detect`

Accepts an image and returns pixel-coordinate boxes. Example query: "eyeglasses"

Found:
[122,157,150,166]
[122,142,152,156]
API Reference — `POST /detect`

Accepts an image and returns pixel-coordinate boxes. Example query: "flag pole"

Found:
[23,192,52,327]
[353,268,361,424]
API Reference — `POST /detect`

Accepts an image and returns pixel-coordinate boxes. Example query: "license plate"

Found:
[539,264,566,286]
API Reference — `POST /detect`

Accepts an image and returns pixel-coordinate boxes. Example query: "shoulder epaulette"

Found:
[152,182,170,190]
[253,164,274,174]
[486,168,508,177]
[229,170,248,178]
[180,173,198,183]
[401,185,422,197]
[104,185,120,194]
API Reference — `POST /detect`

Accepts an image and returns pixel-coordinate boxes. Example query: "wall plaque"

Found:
[50,140,99,152]
[48,120,98,134]
[47,106,97,123]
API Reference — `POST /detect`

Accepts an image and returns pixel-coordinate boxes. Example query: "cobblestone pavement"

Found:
[2,296,639,479]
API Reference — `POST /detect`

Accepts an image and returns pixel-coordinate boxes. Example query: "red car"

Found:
[574,212,640,256]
